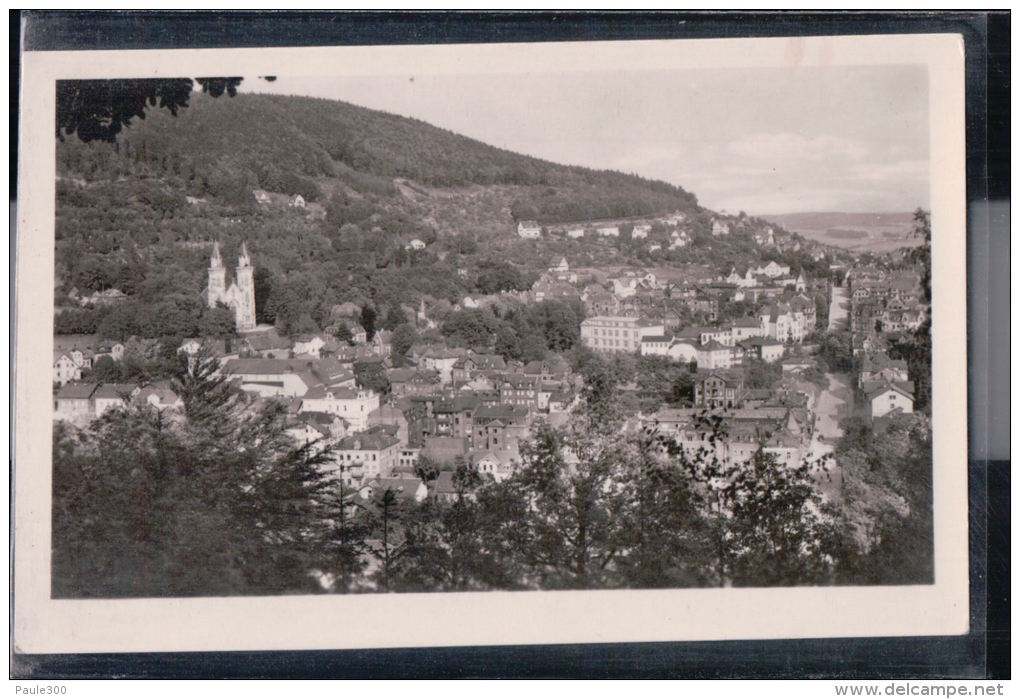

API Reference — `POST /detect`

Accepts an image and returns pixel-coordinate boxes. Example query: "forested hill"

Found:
[57,91,698,221]
[53,90,710,342]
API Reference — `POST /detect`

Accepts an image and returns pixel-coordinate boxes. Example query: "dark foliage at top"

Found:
[56,78,243,143]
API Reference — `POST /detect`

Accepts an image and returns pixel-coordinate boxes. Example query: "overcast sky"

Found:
[246,64,929,215]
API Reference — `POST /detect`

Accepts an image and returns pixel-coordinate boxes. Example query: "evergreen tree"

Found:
[52,353,338,597]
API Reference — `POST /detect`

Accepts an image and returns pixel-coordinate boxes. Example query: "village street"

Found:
[810,283,852,501]
[827,283,849,332]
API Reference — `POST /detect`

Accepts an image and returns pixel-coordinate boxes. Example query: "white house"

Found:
[669,230,690,249]
[597,226,620,238]
[301,386,381,432]
[53,352,81,386]
[337,430,403,482]
[222,358,329,398]
[93,383,139,418]
[712,220,730,236]
[610,277,638,299]
[566,228,585,239]
[668,340,699,363]
[53,382,98,422]
[134,384,183,412]
[406,238,427,251]
[865,382,915,419]
[289,194,306,208]
[631,224,651,239]
[696,341,732,370]
[470,450,521,482]
[730,317,767,344]
[760,342,785,363]
[639,335,672,357]
[358,476,427,502]
[517,220,542,239]
[293,334,329,357]
[549,256,570,274]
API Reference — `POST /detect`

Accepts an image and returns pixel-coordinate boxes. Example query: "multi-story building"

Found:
[53,382,98,422]
[335,427,402,483]
[300,386,380,432]
[53,352,81,386]
[694,371,745,410]
[580,316,664,353]
[471,404,530,451]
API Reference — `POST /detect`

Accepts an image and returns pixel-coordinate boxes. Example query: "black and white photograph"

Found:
[14,30,970,654]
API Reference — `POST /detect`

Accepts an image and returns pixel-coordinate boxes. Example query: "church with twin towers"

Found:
[207,241,256,332]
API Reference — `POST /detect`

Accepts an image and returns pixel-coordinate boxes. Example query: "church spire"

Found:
[210,241,223,267]
[238,241,251,268]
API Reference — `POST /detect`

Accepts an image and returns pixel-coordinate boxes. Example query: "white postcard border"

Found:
[14,33,969,654]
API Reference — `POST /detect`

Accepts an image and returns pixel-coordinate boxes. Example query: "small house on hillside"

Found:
[517,220,542,239]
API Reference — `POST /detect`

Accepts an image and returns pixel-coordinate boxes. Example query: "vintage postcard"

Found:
[14,32,968,654]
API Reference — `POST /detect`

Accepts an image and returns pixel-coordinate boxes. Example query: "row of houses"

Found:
[642,402,811,471]
[54,382,182,422]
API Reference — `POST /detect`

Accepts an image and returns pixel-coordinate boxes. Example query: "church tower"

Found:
[234,242,256,332]
[207,241,256,333]
[208,242,226,310]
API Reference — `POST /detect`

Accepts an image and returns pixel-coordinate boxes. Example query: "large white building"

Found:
[581,317,664,353]
[301,386,380,432]
[222,358,321,397]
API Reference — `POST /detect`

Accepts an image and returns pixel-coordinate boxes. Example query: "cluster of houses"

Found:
[581,288,816,371]
[642,371,814,471]
[52,342,126,386]
[846,264,924,421]
[53,322,585,500]
[849,265,926,339]
[516,210,809,261]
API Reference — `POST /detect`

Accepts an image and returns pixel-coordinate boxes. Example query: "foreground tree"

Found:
[660,413,837,587]
[57,77,244,143]
[52,354,338,597]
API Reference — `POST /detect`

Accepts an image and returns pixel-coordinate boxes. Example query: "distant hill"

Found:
[761,212,922,253]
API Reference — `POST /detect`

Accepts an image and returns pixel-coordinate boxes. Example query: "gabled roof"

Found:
[338,430,401,451]
[368,405,406,422]
[863,380,915,401]
[303,384,363,400]
[55,382,99,399]
[135,383,180,405]
[93,383,138,399]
